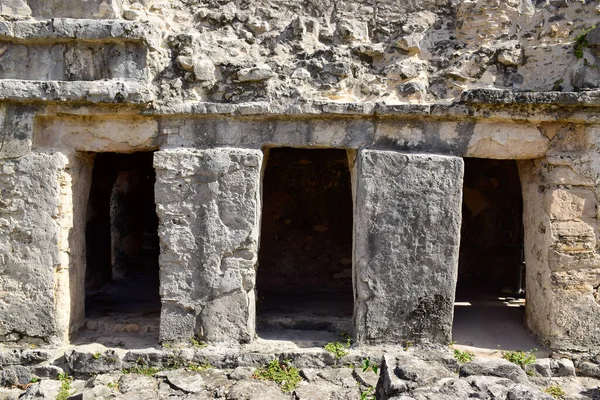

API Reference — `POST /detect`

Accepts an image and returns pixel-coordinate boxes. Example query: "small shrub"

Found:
[361,358,379,375]
[574,26,596,59]
[190,337,208,348]
[56,373,74,400]
[122,365,161,376]
[252,359,302,393]
[360,385,376,400]
[324,339,351,360]
[544,384,565,399]
[453,349,475,363]
[501,349,536,368]
[187,361,212,372]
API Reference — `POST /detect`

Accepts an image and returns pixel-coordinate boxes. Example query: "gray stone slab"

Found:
[353,150,463,344]
[0,152,68,343]
[154,148,262,344]
[0,104,35,159]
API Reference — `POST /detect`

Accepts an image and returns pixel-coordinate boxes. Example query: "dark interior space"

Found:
[457,158,524,296]
[84,152,160,324]
[256,148,354,340]
[452,158,538,352]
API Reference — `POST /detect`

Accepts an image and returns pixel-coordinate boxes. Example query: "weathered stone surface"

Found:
[0,365,31,387]
[27,0,121,19]
[226,379,287,400]
[0,42,146,82]
[0,104,35,160]
[65,349,122,375]
[0,0,31,17]
[0,152,71,344]
[354,150,463,344]
[20,379,62,400]
[459,358,529,384]
[154,148,262,343]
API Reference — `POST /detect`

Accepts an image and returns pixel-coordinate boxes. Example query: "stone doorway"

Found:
[452,158,540,353]
[256,148,354,343]
[79,152,160,346]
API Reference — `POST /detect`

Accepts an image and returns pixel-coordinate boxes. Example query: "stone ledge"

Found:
[0,79,154,104]
[0,18,156,43]
[461,88,600,106]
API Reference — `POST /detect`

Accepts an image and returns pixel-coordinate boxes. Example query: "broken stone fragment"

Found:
[498,48,524,66]
[292,68,311,79]
[237,64,274,82]
[246,17,269,35]
[177,56,216,81]
[395,33,424,53]
[335,18,369,43]
[0,366,31,387]
[588,27,600,47]
[0,0,31,17]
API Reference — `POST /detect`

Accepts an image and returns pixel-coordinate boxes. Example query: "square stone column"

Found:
[0,151,90,345]
[154,148,262,344]
[353,150,464,345]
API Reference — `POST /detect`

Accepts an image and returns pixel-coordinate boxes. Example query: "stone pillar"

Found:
[154,148,262,344]
[520,156,600,351]
[353,150,464,345]
[0,151,90,344]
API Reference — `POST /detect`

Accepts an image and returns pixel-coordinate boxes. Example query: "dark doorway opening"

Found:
[257,148,354,343]
[80,152,160,347]
[453,158,540,353]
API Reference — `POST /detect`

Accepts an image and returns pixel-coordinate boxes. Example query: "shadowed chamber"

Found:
[257,148,354,341]
[82,152,159,345]
[452,159,538,351]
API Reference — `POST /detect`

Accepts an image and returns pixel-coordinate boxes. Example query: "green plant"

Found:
[403,341,414,351]
[324,339,351,360]
[92,352,101,360]
[190,337,208,349]
[360,386,376,400]
[107,381,118,390]
[544,384,565,399]
[453,349,475,363]
[361,358,379,375]
[187,361,212,372]
[56,373,74,400]
[122,365,161,376]
[30,377,39,383]
[574,26,595,59]
[252,359,302,393]
[501,349,536,368]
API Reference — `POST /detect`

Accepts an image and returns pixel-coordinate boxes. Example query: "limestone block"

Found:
[354,150,463,344]
[154,148,262,344]
[27,0,121,19]
[552,220,596,252]
[544,188,596,221]
[466,122,549,159]
[35,116,158,153]
[0,0,31,17]
[0,152,68,343]
[0,42,146,81]
[0,104,35,159]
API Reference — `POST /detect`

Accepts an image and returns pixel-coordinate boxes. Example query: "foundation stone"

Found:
[154,148,262,344]
[354,150,464,344]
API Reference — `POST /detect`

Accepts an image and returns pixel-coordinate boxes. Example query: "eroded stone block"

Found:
[0,152,68,343]
[353,150,463,344]
[0,104,35,159]
[154,148,262,344]
[27,0,121,19]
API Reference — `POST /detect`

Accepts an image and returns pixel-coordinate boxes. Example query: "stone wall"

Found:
[0,0,600,354]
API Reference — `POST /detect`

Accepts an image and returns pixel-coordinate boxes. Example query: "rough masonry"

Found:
[0,0,599,360]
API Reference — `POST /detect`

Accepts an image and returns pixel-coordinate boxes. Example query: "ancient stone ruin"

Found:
[1,0,600,398]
